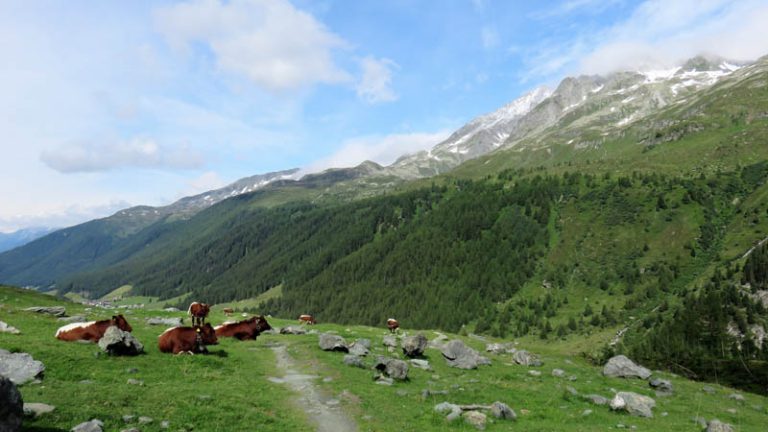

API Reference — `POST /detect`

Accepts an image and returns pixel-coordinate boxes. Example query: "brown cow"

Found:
[158,324,218,354]
[387,318,399,333]
[222,307,234,316]
[215,316,272,340]
[298,314,316,325]
[188,302,210,326]
[55,315,132,342]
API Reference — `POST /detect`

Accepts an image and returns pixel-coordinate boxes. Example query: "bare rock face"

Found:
[609,391,655,418]
[318,334,348,352]
[602,355,651,379]
[441,340,491,370]
[401,334,428,357]
[0,349,45,385]
[98,326,144,356]
[0,377,23,432]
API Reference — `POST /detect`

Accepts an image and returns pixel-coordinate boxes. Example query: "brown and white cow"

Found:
[387,318,399,333]
[222,307,234,316]
[298,314,316,325]
[215,316,272,340]
[55,315,132,342]
[188,302,210,326]
[158,323,218,354]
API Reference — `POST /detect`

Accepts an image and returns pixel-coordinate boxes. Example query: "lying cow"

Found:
[387,318,400,333]
[158,324,218,354]
[55,315,132,342]
[298,314,316,325]
[215,316,272,340]
[188,302,210,326]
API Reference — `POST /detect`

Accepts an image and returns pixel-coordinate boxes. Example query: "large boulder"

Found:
[512,350,542,367]
[441,340,491,370]
[146,317,183,326]
[279,326,307,335]
[348,339,370,357]
[382,335,397,348]
[0,349,44,385]
[706,419,734,432]
[490,401,516,420]
[0,377,23,432]
[23,306,66,317]
[374,356,409,380]
[609,391,655,418]
[401,334,428,357]
[649,377,673,395]
[343,355,365,368]
[602,355,651,379]
[98,326,143,356]
[318,334,348,352]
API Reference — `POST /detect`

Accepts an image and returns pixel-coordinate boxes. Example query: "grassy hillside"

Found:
[2,286,767,431]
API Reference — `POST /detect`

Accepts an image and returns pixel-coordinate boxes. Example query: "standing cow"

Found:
[387,318,400,333]
[188,302,210,326]
[158,324,218,354]
[215,316,272,340]
[56,315,133,342]
[298,314,316,325]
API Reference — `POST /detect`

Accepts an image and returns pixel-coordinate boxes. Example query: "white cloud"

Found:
[185,171,227,195]
[356,56,399,104]
[531,0,623,18]
[40,138,204,173]
[302,130,450,174]
[481,26,500,50]
[154,0,351,92]
[0,200,132,233]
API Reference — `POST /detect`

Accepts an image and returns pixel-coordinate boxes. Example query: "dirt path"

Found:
[269,343,357,432]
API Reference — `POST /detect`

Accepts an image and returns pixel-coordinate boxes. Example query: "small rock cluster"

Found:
[434,401,516,430]
[98,326,144,356]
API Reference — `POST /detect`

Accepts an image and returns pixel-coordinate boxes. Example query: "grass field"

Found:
[2,285,767,431]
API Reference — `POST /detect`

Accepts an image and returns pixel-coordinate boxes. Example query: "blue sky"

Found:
[2,0,768,231]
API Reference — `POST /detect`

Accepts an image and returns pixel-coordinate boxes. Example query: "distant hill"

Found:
[0,227,57,253]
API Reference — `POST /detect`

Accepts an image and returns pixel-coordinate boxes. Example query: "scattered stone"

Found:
[410,359,431,370]
[528,370,542,377]
[693,416,708,428]
[343,355,365,368]
[395,389,408,397]
[649,377,673,395]
[23,402,55,418]
[348,340,370,357]
[354,338,371,349]
[382,335,397,348]
[610,392,655,418]
[582,409,593,416]
[318,334,348,352]
[98,326,143,356]
[435,402,461,415]
[120,428,140,432]
[138,416,153,424]
[0,349,45,385]
[146,317,183,326]
[126,368,139,374]
[728,393,745,402]
[160,420,170,429]
[79,380,95,385]
[401,334,428,357]
[374,356,409,380]
[58,315,87,323]
[702,386,716,394]
[421,389,449,399]
[512,350,542,367]
[127,379,144,386]
[163,307,180,312]
[196,395,211,401]
[0,377,23,432]
[490,401,516,420]
[441,340,491,370]
[374,376,393,386]
[565,386,579,397]
[462,410,487,430]
[568,375,578,381]
[602,355,651,379]
[583,394,609,406]
[706,419,734,432]
[552,368,565,377]
[725,408,737,414]
[71,419,104,432]
[485,342,516,354]
[428,333,449,349]
[123,415,135,423]
[24,306,66,317]
[0,321,20,334]
[279,326,306,335]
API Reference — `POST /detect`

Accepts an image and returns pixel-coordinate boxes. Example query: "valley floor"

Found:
[1,286,767,431]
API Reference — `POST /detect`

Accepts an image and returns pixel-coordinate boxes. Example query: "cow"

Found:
[222,307,234,317]
[55,315,132,342]
[387,318,400,333]
[215,316,272,340]
[188,302,210,326]
[298,314,316,325]
[158,323,218,354]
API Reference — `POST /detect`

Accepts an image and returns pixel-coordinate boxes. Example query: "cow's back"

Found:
[158,327,190,353]
[55,321,106,342]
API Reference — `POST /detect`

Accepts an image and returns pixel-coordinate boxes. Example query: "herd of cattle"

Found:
[53,301,402,354]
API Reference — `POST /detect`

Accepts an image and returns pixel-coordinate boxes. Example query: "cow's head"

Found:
[112,315,132,333]
[197,323,218,345]
[254,315,272,332]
